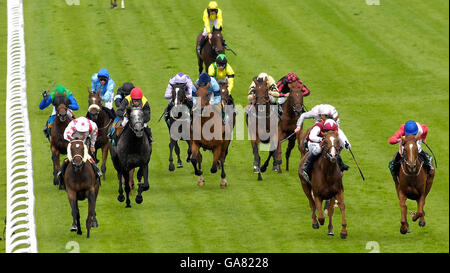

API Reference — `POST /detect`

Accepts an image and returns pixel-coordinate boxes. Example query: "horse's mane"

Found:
[53,94,69,107]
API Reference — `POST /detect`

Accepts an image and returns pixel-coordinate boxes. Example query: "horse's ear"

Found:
[88,88,92,94]
[194,82,199,90]
[253,77,258,85]
[206,82,210,89]
[401,135,405,142]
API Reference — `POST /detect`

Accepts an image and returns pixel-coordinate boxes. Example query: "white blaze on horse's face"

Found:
[175,87,179,105]
[329,136,337,159]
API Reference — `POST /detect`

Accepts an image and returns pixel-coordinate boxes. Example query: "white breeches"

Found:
[308,142,321,156]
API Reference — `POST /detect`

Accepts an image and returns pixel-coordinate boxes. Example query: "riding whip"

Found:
[157,110,166,122]
[423,141,437,168]
[347,145,365,181]
[225,45,237,56]
[281,131,297,143]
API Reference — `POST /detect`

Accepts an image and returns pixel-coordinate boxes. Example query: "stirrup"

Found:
[302,169,311,184]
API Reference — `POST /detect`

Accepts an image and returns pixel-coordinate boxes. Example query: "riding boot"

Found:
[419,150,434,174]
[302,153,320,184]
[43,124,50,139]
[90,160,103,178]
[57,158,69,190]
[103,106,116,120]
[337,154,349,172]
[197,35,207,56]
[144,126,154,143]
[388,151,402,177]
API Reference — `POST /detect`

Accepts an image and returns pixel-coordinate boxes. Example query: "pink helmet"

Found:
[323,119,338,131]
[130,87,143,99]
[75,117,90,133]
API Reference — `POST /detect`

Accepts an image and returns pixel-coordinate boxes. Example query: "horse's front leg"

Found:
[335,191,347,239]
[117,171,125,203]
[136,164,148,204]
[314,195,325,226]
[86,191,96,238]
[51,146,60,186]
[210,147,221,174]
[285,136,296,171]
[101,145,109,181]
[219,144,228,188]
[174,140,183,168]
[124,169,131,208]
[251,141,261,174]
[168,139,175,171]
[67,190,81,235]
[412,195,426,227]
[327,197,336,236]
[398,190,409,234]
[185,140,192,163]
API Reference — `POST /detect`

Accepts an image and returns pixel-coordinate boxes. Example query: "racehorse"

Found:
[245,78,279,181]
[269,81,304,173]
[218,79,236,150]
[190,83,230,188]
[394,134,435,234]
[298,130,348,239]
[110,107,152,207]
[197,28,225,74]
[166,82,192,171]
[50,94,71,186]
[64,139,100,238]
[86,90,112,180]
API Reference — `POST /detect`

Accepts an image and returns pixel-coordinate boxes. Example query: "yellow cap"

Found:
[208,1,218,9]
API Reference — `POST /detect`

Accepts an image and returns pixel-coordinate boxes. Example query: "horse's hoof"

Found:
[92,219,99,228]
[195,170,202,176]
[312,223,319,229]
[211,167,217,174]
[220,179,228,189]
[260,165,267,173]
[53,177,59,186]
[400,227,408,234]
[272,166,277,171]
[328,231,335,236]
[169,164,175,172]
[117,195,125,202]
[135,195,143,204]
[318,218,325,226]
[257,173,263,181]
[340,232,347,239]
[177,162,183,168]
[419,221,426,227]
[277,167,282,174]
[254,167,261,173]
[77,230,82,236]
[126,203,131,208]
[70,225,77,232]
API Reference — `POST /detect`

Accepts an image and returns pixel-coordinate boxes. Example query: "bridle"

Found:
[399,139,423,176]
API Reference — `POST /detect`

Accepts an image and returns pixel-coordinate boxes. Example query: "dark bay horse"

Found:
[86,90,112,180]
[190,83,230,188]
[110,107,152,207]
[64,139,100,238]
[245,78,279,181]
[166,82,192,171]
[298,130,347,239]
[50,94,71,186]
[272,81,304,173]
[197,28,224,74]
[394,135,435,234]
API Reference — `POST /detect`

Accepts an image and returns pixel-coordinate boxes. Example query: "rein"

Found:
[401,160,423,177]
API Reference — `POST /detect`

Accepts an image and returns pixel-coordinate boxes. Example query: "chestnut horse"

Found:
[245,78,279,181]
[190,83,230,188]
[270,81,304,173]
[298,130,347,239]
[197,28,224,74]
[64,139,100,238]
[86,90,112,180]
[394,134,435,234]
[50,94,71,186]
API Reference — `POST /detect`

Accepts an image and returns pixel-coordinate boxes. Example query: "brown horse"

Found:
[197,28,225,74]
[64,139,100,238]
[50,95,71,186]
[394,135,435,234]
[272,81,304,173]
[245,78,279,181]
[298,130,347,239]
[190,83,230,188]
[86,90,112,180]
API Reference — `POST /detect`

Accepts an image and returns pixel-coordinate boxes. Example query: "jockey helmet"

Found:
[75,117,90,133]
[404,120,418,135]
[208,1,218,10]
[174,72,188,83]
[257,73,268,81]
[130,87,143,100]
[54,85,67,96]
[198,73,211,85]
[286,72,299,83]
[120,82,135,94]
[323,119,338,132]
[216,54,227,67]
[97,68,110,81]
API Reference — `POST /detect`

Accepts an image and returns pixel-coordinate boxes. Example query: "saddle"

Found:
[109,118,125,146]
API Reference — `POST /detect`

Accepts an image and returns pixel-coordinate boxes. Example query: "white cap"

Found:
[75,117,90,133]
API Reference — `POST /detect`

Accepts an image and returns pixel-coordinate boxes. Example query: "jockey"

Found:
[294,104,340,133]
[208,54,235,104]
[115,87,154,144]
[196,1,223,56]
[301,119,351,183]
[114,82,135,108]
[164,73,194,124]
[40,85,79,139]
[91,68,116,119]
[56,117,102,188]
[388,120,434,176]
[192,72,221,106]
[248,72,280,111]
[276,72,310,106]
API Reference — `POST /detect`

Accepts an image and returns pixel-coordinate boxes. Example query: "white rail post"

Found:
[5,0,38,253]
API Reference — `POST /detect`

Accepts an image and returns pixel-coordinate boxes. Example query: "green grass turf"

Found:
[1,0,448,252]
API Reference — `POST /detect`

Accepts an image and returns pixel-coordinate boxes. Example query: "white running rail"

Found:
[5,0,38,253]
